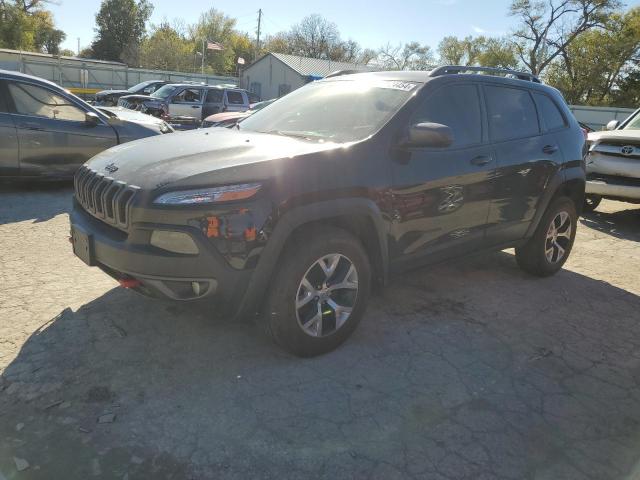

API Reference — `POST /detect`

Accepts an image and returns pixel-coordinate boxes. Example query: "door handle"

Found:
[543,144,559,155]
[191,105,199,109]
[470,155,491,166]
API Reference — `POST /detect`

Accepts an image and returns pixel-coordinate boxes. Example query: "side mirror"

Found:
[85,111,100,127]
[403,122,453,148]
[606,120,619,131]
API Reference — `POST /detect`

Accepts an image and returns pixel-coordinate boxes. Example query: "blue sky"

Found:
[51,0,640,54]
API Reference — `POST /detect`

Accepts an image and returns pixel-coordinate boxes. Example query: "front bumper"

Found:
[586,177,640,200]
[69,202,253,310]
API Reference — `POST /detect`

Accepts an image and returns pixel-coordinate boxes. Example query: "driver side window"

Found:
[412,84,482,148]
[8,81,85,122]
[172,88,202,104]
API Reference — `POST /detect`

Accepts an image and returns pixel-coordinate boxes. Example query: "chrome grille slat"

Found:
[73,166,139,230]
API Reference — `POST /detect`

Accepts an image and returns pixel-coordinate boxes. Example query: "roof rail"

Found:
[429,65,540,83]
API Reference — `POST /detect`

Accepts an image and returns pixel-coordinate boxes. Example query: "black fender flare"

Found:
[235,198,389,318]
[524,162,585,238]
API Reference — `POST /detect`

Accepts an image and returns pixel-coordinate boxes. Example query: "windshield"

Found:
[623,112,640,130]
[128,81,152,93]
[239,79,419,143]
[151,85,179,99]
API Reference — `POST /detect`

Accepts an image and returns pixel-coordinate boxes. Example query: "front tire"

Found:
[264,226,371,357]
[515,196,577,277]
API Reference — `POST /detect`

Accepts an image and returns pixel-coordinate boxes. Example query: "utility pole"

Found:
[77,38,80,56]
[255,9,262,61]
[201,39,205,75]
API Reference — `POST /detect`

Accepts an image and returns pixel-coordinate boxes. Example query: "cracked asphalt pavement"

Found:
[1,182,640,479]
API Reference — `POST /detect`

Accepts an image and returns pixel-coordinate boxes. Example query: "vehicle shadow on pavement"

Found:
[580,206,640,242]
[0,181,73,225]
[2,251,640,479]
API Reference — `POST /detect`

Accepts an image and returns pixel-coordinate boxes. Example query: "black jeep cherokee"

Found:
[70,67,585,356]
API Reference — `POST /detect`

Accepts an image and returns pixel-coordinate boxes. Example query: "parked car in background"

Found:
[94,80,168,106]
[201,99,276,128]
[70,66,585,356]
[583,108,640,211]
[118,83,259,122]
[0,70,172,179]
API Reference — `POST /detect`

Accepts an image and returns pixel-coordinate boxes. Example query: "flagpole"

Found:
[201,39,205,75]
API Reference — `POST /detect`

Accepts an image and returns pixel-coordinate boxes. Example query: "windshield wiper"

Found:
[263,130,326,140]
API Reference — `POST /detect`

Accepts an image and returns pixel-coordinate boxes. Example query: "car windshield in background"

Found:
[239,79,419,143]
[151,85,178,99]
[128,81,152,93]
[622,112,640,130]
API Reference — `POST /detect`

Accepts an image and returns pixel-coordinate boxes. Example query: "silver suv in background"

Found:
[118,84,259,123]
[584,109,640,211]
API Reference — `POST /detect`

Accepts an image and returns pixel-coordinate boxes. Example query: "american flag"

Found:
[206,41,224,51]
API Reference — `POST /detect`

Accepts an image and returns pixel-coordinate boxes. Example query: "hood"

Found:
[85,127,344,190]
[96,89,129,97]
[97,106,165,127]
[204,111,249,122]
[588,129,640,143]
[120,94,160,103]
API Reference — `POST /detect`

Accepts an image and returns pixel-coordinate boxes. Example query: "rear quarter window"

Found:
[485,85,539,142]
[533,92,567,131]
[226,91,245,105]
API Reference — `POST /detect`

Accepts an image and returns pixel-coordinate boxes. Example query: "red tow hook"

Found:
[119,278,141,289]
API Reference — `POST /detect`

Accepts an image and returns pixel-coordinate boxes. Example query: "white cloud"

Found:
[472,25,486,34]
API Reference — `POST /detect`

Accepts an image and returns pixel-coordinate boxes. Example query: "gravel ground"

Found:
[1,182,639,480]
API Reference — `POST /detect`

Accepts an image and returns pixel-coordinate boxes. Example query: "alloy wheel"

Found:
[295,254,359,337]
[545,211,572,263]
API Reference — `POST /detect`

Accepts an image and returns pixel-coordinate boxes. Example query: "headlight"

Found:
[154,183,262,205]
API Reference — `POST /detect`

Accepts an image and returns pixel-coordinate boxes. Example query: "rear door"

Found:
[483,84,564,244]
[0,80,19,176]
[167,87,204,119]
[202,88,224,118]
[6,79,118,177]
[390,83,495,264]
[224,90,248,112]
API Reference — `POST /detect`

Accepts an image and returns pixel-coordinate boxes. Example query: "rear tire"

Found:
[264,226,371,357]
[583,194,602,212]
[515,196,577,277]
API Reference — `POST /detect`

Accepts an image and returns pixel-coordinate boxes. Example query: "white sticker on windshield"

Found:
[379,81,418,91]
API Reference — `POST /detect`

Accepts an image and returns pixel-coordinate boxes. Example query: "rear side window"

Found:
[8,81,85,122]
[533,93,566,131]
[248,91,260,103]
[485,86,539,142]
[412,84,482,148]
[226,91,244,105]
[206,89,223,103]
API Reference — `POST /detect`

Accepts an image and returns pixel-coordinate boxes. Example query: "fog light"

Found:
[150,230,199,255]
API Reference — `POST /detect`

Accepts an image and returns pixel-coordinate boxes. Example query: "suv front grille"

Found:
[74,166,139,230]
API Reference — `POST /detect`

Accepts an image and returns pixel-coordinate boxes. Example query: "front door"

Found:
[482,85,564,244]
[168,87,203,119]
[0,82,19,176]
[6,80,118,177]
[390,83,495,265]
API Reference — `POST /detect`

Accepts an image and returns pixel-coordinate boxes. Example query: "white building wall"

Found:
[241,55,306,100]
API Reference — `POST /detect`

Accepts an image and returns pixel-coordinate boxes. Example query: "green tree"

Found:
[0,4,64,53]
[510,0,621,75]
[189,8,238,74]
[545,8,640,105]
[91,0,153,63]
[438,36,517,68]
